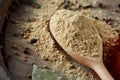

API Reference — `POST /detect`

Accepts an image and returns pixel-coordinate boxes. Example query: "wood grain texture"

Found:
[0,0,12,30]
[0,0,13,80]
[0,66,10,80]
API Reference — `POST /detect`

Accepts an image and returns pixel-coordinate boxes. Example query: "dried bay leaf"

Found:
[32,65,62,80]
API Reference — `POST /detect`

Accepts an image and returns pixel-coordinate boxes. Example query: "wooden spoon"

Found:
[50,10,114,80]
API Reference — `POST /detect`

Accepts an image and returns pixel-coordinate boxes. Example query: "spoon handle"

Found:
[92,62,114,80]
[67,51,114,80]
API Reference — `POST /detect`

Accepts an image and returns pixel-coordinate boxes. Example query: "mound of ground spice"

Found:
[50,10,102,60]
[50,9,118,60]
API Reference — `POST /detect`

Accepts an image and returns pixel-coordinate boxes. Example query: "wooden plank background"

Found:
[0,0,13,80]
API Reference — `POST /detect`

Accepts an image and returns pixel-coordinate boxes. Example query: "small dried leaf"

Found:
[32,65,62,80]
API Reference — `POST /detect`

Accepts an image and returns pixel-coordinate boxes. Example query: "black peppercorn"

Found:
[69,65,75,69]
[23,49,29,54]
[30,38,38,44]
[83,5,93,9]
[102,17,113,25]
[93,16,99,20]
[118,4,120,8]
[98,3,104,8]
[27,74,32,79]
[23,47,30,55]
[64,3,69,9]
[63,0,70,9]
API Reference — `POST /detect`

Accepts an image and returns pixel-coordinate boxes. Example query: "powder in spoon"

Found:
[50,9,102,60]
[50,9,118,60]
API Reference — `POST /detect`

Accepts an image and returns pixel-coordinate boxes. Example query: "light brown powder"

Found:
[50,10,118,61]
[50,9,103,60]
[31,9,118,80]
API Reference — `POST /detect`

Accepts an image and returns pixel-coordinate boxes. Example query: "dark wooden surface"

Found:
[0,0,13,80]
[0,0,46,80]
[5,6,43,79]
[0,0,12,30]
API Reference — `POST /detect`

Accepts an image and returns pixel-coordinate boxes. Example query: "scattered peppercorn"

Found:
[103,17,113,25]
[64,3,69,9]
[98,3,104,8]
[92,16,99,20]
[30,38,38,44]
[43,58,49,61]
[115,30,120,35]
[69,65,75,69]
[83,4,93,9]
[27,74,32,79]
[63,0,70,9]
[23,48,29,54]
[118,4,120,8]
